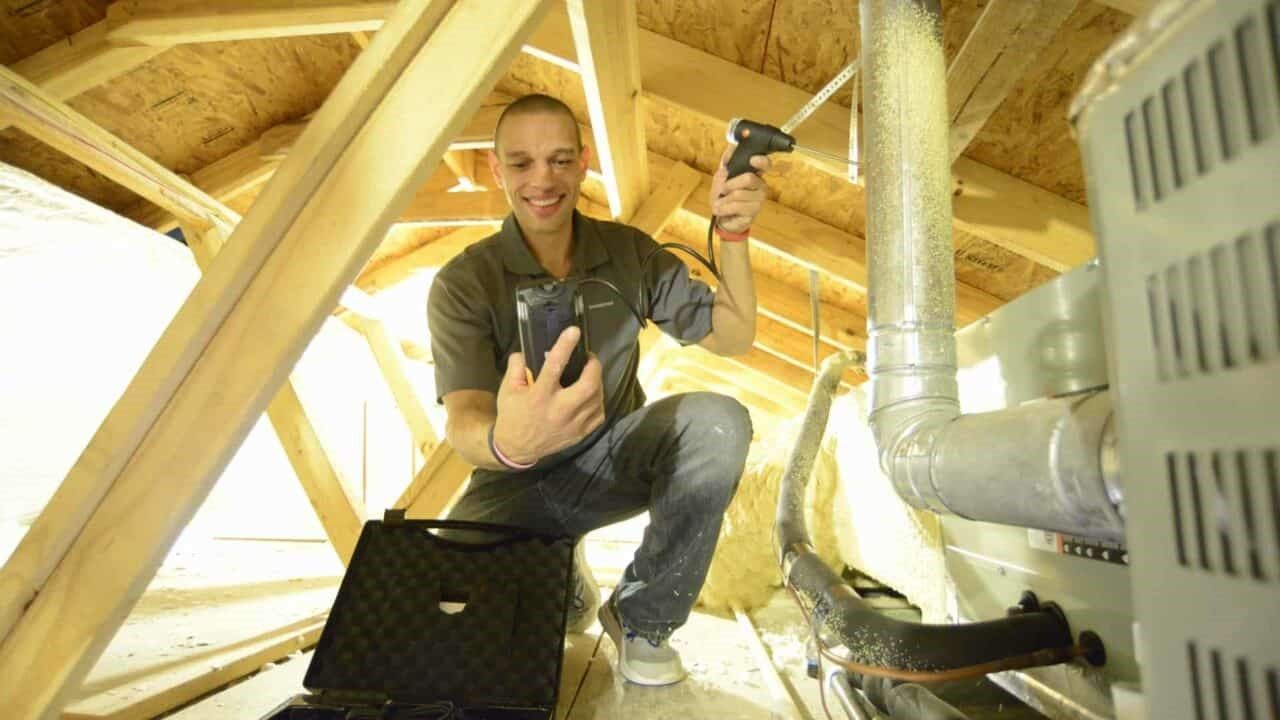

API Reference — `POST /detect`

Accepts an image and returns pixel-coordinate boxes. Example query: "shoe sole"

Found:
[597,599,686,687]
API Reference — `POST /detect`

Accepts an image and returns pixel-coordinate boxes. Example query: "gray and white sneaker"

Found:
[565,540,599,634]
[597,593,687,686]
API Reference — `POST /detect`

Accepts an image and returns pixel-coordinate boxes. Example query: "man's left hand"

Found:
[709,147,771,234]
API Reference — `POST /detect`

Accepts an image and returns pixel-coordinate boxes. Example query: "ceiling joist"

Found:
[0,1,552,714]
[7,0,1099,273]
[566,0,649,221]
[523,1,1097,273]
[104,0,393,45]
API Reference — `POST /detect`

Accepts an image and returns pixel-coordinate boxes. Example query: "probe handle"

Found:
[725,118,795,179]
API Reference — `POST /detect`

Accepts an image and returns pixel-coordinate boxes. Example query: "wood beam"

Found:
[396,442,473,518]
[628,160,700,238]
[0,66,237,233]
[264,382,367,564]
[0,1,548,715]
[353,315,438,456]
[680,253,866,354]
[0,71,375,664]
[10,21,167,103]
[351,30,373,48]
[567,0,649,220]
[1096,0,1147,13]
[675,249,864,387]
[947,1,1079,165]
[126,94,512,233]
[753,313,864,388]
[397,188,509,226]
[523,2,1096,273]
[105,0,393,45]
[355,225,493,293]
[441,149,479,188]
[723,347,817,399]
[670,161,1002,326]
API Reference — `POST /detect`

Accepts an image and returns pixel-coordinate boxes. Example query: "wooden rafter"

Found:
[8,21,165,104]
[523,1,1097,273]
[441,149,480,188]
[567,0,649,220]
[947,0,1080,172]
[128,92,513,233]
[6,0,1097,273]
[629,160,701,238]
[668,158,1002,326]
[398,189,510,226]
[355,225,494,293]
[185,221,368,566]
[673,246,864,388]
[105,0,393,45]
[0,67,236,233]
[352,315,438,456]
[0,1,550,715]
[0,65,369,652]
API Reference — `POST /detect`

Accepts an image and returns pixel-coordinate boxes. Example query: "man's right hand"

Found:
[492,326,605,466]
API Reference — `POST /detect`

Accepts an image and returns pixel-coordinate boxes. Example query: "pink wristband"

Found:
[715,224,750,242]
[489,423,535,470]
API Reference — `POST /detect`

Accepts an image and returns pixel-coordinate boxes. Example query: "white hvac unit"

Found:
[1074,1,1280,718]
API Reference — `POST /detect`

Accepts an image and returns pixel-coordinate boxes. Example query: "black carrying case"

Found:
[261,511,575,720]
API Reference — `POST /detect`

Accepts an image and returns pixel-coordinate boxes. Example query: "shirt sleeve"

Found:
[636,229,715,345]
[427,263,503,403]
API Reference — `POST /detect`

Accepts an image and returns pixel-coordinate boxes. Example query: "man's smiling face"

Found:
[488,110,589,239]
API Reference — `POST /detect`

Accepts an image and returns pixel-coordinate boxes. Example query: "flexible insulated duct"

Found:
[775,352,1080,680]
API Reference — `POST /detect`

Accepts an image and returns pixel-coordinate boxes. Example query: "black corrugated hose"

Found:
[775,351,1089,685]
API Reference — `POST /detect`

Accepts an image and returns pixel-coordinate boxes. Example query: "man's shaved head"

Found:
[494,93,582,152]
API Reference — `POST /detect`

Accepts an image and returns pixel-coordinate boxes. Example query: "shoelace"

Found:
[624,629,665,649]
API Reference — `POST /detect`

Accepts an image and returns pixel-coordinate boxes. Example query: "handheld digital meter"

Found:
[515,279,590,387]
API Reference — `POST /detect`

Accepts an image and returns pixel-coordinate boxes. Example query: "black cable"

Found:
[575,277,644,328]
[637,233,723,321]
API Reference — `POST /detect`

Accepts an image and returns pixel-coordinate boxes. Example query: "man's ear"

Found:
[578,143,591,174]
[486,149,503,189]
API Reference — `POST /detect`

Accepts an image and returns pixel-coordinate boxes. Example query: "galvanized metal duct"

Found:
[861,0,1124,539]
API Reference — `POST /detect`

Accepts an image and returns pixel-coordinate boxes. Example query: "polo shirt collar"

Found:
[499,210,611,277]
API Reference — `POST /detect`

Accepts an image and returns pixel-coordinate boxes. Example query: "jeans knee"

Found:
[683,392,751,500]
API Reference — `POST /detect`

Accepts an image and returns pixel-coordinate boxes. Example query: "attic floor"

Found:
[1,512,1042,719]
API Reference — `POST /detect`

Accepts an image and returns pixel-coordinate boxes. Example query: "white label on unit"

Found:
[1027,529,1061,553]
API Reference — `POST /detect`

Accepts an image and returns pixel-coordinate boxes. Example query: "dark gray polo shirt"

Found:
[428,210,715,473]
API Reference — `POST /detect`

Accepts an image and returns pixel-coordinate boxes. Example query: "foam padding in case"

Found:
[304,519,574,711]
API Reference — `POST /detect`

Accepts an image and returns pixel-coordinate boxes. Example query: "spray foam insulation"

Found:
[698,417,843,613]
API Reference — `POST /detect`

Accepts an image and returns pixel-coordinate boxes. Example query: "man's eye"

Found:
[511,162,530,170]
[554,159,572,167]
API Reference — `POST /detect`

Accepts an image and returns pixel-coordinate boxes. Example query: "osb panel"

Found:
[662,203,869,319]
[965,1,1131,204]
[0,125,135,209]
[636,0,774,71]
[0,0,108,65]
[953,229,1059,301]
[368,225,459,270]
[759,0,986,110]
[71,35,359,178]
[940,0,990,65]
[498,54,590,127]
[760,0,858,108]
[225,167,464,270]
[506,41,1045,311]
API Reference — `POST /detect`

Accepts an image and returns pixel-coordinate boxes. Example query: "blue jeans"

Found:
[448,392,751,641]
